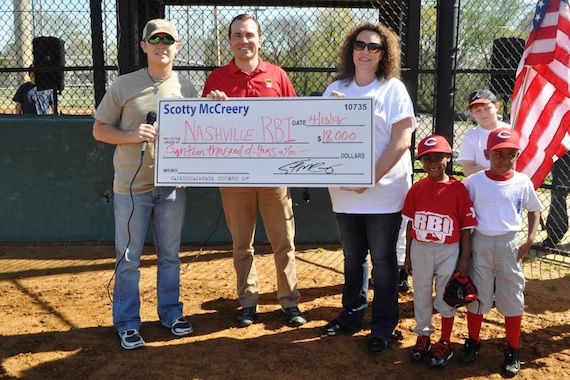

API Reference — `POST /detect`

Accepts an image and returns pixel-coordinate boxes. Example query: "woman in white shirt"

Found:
[321,22,416,355]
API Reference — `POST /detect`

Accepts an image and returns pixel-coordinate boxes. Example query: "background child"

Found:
[403,134,477,368]
[458,89,510,176]
[462,128,541,377]
[12,66,54,115]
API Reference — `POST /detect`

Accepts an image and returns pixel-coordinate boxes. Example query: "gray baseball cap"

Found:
[142,19,178,41]
[468,89,497,108]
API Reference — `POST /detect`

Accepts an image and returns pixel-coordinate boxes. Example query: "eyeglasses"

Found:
[147,35,175,45]
[353,40,383,53]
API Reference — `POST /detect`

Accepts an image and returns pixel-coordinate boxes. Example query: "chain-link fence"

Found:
[165,5,387,96]
[1,0,568,255]
[453,0,570,256]
[1,0,109,115]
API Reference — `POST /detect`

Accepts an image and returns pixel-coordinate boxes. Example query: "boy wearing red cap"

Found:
[462,128,541,377]
[402,134,477,368]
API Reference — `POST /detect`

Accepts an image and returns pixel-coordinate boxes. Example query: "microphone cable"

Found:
[106,152,145,303]
[106,112,155,303]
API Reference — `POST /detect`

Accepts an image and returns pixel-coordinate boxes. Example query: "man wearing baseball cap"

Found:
[402,134,477,368]
[458,89,510,177]
[93,18,197,349]
[141,18,179,41]
[462,128,541,376]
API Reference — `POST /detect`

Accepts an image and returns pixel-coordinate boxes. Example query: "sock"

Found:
[440,316,455,342]
[505,315,522,349]
[467,311,484,342]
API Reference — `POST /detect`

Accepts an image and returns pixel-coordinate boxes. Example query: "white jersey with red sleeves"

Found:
[402,177,477,244]
[463,171,542,236]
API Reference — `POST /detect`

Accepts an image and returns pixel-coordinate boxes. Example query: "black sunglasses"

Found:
[353,40,383,53]
[147,34,176,45]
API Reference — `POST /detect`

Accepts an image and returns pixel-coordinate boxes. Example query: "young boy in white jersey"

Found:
[458,90,510,176]
[403,135,477,368]
[462,128,541,377]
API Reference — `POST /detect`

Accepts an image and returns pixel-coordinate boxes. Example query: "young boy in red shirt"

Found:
[403,134,477,368]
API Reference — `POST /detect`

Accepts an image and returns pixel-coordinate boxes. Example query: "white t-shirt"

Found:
[457,121,510,169]
[463,171,542,236]
[323,77,416,213]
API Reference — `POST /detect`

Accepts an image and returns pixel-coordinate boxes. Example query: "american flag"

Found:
[511,0,570,189]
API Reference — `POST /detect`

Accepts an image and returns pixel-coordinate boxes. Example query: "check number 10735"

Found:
[344,103,368,111]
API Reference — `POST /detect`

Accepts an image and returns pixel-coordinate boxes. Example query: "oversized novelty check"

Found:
[154,97,374,187]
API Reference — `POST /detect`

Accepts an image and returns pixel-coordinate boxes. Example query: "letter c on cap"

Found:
[424,137,438,147]
[497,130,512,139]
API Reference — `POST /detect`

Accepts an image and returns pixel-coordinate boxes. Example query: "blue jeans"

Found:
[334,212,401,340]
[112,187,186,332]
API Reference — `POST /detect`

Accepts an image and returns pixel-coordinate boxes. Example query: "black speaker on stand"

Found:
[490,37,525,122]
[32,37,65,115]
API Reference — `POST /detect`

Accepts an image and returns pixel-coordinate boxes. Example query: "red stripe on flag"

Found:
[517,88,564,168]
[512,0,570,189]
[539,65,570,96]
[529,112,570,186]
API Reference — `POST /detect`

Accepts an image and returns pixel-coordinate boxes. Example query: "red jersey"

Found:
[202,58,296,98]
[402,177,477,244]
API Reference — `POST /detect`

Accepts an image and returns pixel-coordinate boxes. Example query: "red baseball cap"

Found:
[417,135,452,158]
[487,128,521,151]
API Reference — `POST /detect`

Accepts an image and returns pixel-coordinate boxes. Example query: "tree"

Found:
[262,8,357,95]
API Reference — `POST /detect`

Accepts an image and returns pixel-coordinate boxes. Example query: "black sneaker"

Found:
[459,337,481,364]
[236,306,257,327]
[162,317,193,337]
[398,268,410,293]
[367,337,389,355]
[119,329,145,350]
[503,346,520,377]
[283,306,307,327]
[322,319,362,336]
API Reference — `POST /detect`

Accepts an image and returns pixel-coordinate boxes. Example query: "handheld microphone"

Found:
[142,111,157,153]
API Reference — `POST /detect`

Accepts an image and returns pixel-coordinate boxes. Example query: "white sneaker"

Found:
[162,317,193,337]
[119,329,145,350]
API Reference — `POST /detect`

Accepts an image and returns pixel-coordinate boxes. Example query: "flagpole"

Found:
[510,66,531,129]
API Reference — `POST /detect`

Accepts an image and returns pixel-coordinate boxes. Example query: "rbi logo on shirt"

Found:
[414,211,454,244]
[265,79,273,88]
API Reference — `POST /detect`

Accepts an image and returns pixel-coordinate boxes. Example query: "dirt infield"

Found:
[0,244,569,379]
